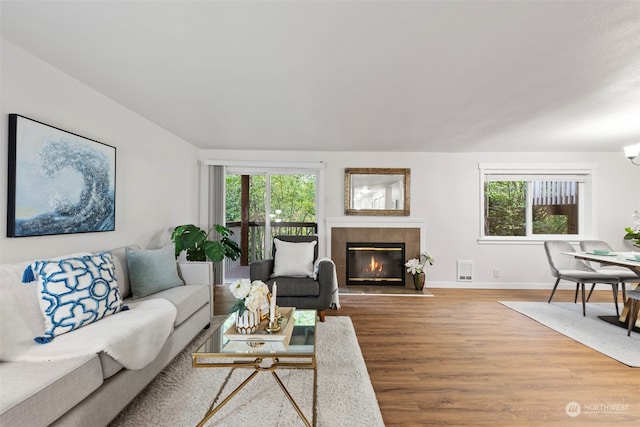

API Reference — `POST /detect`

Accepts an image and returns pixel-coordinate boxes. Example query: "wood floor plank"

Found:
[215,287,640,426]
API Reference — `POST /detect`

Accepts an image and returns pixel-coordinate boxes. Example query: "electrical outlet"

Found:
[493,269,500,278]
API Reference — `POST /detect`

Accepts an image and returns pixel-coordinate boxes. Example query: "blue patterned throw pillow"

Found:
[22,251,126,344]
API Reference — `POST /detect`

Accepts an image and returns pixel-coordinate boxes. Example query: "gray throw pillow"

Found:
[126,245,184,299]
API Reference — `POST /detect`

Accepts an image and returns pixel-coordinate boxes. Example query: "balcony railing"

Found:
[225,221,318,270]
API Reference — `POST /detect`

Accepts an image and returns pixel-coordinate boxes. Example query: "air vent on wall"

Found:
[457,260,473,282]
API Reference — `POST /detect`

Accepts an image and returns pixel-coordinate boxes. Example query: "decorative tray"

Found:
[224,307,296,342]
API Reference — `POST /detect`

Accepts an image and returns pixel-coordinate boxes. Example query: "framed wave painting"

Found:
[7,114,116,237]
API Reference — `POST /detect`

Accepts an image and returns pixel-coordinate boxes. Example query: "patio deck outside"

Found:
[224,221,317,283]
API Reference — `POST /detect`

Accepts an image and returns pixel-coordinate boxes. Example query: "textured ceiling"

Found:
[2,1,640,152]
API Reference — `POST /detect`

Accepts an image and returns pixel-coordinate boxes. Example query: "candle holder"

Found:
[265,319,281,333]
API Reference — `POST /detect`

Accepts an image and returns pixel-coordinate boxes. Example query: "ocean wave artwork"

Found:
[8,115,116,237]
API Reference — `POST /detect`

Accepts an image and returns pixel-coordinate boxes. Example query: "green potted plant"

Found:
[624,227,640,248]
[624,210,640,248]
[171,224,241,262]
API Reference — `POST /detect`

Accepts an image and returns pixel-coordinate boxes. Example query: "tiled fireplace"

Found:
[326,218,425,288]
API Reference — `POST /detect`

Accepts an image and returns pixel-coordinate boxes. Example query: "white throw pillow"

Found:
[272,239,317,278]
[23,251,125,343]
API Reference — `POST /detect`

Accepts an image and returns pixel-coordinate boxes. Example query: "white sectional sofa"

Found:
[0,245,213,427]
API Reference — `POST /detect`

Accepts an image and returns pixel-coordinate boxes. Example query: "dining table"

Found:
[567,251,640,277]
[564,251,640,334]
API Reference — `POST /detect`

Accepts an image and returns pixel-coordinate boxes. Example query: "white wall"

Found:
[0,40,200,263]
[200,149,640,288]
[3,36,637,285]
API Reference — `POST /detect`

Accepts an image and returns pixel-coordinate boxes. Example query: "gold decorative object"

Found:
[265,319,282,333]
[224,307,296,341]
[344,167,410,216]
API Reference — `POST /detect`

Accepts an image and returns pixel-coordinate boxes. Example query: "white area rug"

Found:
[500,302,640,367]
[109,317,384,426]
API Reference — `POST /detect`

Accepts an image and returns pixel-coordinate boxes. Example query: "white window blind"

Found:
[484,173,590,182]
[531,181,578,206]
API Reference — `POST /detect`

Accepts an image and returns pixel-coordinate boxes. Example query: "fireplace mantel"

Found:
[324,217,427,256]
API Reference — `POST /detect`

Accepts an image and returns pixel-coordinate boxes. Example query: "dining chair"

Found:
[579,240,637,303]
[543,241,622,316]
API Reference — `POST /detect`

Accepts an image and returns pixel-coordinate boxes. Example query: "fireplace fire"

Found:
[346,242,405,286]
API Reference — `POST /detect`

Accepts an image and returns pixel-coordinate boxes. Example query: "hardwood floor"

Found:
[214,287,640,426]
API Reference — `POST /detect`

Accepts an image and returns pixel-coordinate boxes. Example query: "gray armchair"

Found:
[249,235,336,321]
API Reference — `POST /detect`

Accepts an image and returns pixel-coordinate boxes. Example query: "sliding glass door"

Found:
[226,171,317,265]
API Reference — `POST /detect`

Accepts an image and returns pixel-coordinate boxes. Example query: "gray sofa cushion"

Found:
[49,305,211,427]
[265,277,319,297]
[0,355,103,427]
[99,352,125,379]
[127,284,209,327]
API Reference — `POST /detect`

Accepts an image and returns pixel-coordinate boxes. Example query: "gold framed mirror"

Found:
[344,168,410,216]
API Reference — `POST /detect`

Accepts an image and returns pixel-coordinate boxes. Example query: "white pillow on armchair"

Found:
[272,238,317,278]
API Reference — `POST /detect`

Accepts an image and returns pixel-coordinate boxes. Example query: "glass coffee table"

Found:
[192,309,317,427]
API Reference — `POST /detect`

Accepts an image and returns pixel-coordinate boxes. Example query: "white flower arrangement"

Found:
[405,252,435,275]
[229,279,269,315]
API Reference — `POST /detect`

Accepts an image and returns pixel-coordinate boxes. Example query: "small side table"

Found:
[626,290,640,336]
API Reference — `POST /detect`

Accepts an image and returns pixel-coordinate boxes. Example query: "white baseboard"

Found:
[424,281,605,290]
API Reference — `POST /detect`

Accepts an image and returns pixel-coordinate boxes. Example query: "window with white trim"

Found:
[479,164,596,241]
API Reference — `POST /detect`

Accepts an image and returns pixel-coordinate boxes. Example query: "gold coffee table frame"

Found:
[192,309,317,427]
